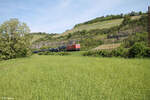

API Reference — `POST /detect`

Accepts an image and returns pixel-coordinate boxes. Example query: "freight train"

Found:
[33,44,80,53]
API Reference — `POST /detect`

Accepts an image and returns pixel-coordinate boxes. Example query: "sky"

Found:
[0,0,150,33]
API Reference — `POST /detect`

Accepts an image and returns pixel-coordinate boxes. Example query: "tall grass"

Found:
[0,55,149,100]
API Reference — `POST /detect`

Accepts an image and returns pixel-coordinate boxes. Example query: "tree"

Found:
[128,42,147,58]
[122,16,131,26]
[67,33,72,39]
[0,18,32,60]
[138,11,142,15]
[120,13,123,18]
[130,11,136,16]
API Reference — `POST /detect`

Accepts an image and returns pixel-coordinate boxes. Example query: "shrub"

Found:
[83,45,150,58]
[57,52,70,56]
[83,42,150,58]
[145,47,150,57]
[83,50,111,57]
[40,46,51,50]
[82,51,96,56]
[111,47,128,58]
[98,50,111,57]
[128,43,147,58]
[38,52,70,56]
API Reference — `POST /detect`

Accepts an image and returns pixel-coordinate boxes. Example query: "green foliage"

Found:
[30,32,58,35]
[80,39,103,50]
[138,15,148,28]
[40,46,51,50]
[33,33,57,43]
[67,33,72,39]
[111,47,128,58]
[122,16,131,26]
[129,11,138,16]
[82,50,97,56]
[108,14,147,40]
[71,14,147,50]
[145,47,150,57]
[138,11,142,15]
[128,42,147,58]
[83,50,111,57]
[83,44,150,58]
[31,13,147,51]
[83,49,127,58]
[38,52,70,56]
[0,19,32,60]
[123,32,148,48]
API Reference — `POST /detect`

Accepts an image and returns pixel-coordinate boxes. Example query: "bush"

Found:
[98,50,111,57]
[145,47,150,57]
[55,52,70,56]
[111,47,128,58]
[83,50,111,57]
[128,43,147,58]
[83,48,128,58]
[83,44,150,58]
[82,51,95,56]
[38,52,70,56]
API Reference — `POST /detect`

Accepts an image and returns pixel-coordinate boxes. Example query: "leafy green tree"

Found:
[122,16,131,25]
[130,11,136,16]
[67,33,72,39]
[0,18,32,60]
[138,11,142,15]
[128,42,147,58]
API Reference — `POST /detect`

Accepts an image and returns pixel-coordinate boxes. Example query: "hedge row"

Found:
[83,43,150,58]
[38,52,70,56]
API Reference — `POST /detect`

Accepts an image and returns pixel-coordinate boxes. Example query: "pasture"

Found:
[0,55,149,100]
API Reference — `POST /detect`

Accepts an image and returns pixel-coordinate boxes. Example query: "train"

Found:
[33,44,80,53]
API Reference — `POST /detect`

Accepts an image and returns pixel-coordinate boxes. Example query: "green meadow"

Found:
[0,55,150,100]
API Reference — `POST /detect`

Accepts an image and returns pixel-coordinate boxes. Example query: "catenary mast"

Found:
[148,6,150,47]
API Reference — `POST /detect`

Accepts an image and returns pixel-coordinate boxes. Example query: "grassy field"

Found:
[0,55,150,100]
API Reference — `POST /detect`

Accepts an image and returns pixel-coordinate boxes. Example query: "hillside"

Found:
[57,16,141,37]
[30,33,58,43]
[31,13,147,50]
[31,34,46,43]
[61,19,123,36]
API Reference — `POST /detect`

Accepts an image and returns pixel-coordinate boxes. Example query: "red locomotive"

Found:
[67,44,80,51]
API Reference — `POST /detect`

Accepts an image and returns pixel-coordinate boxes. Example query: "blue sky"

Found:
[0,0,150,33]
